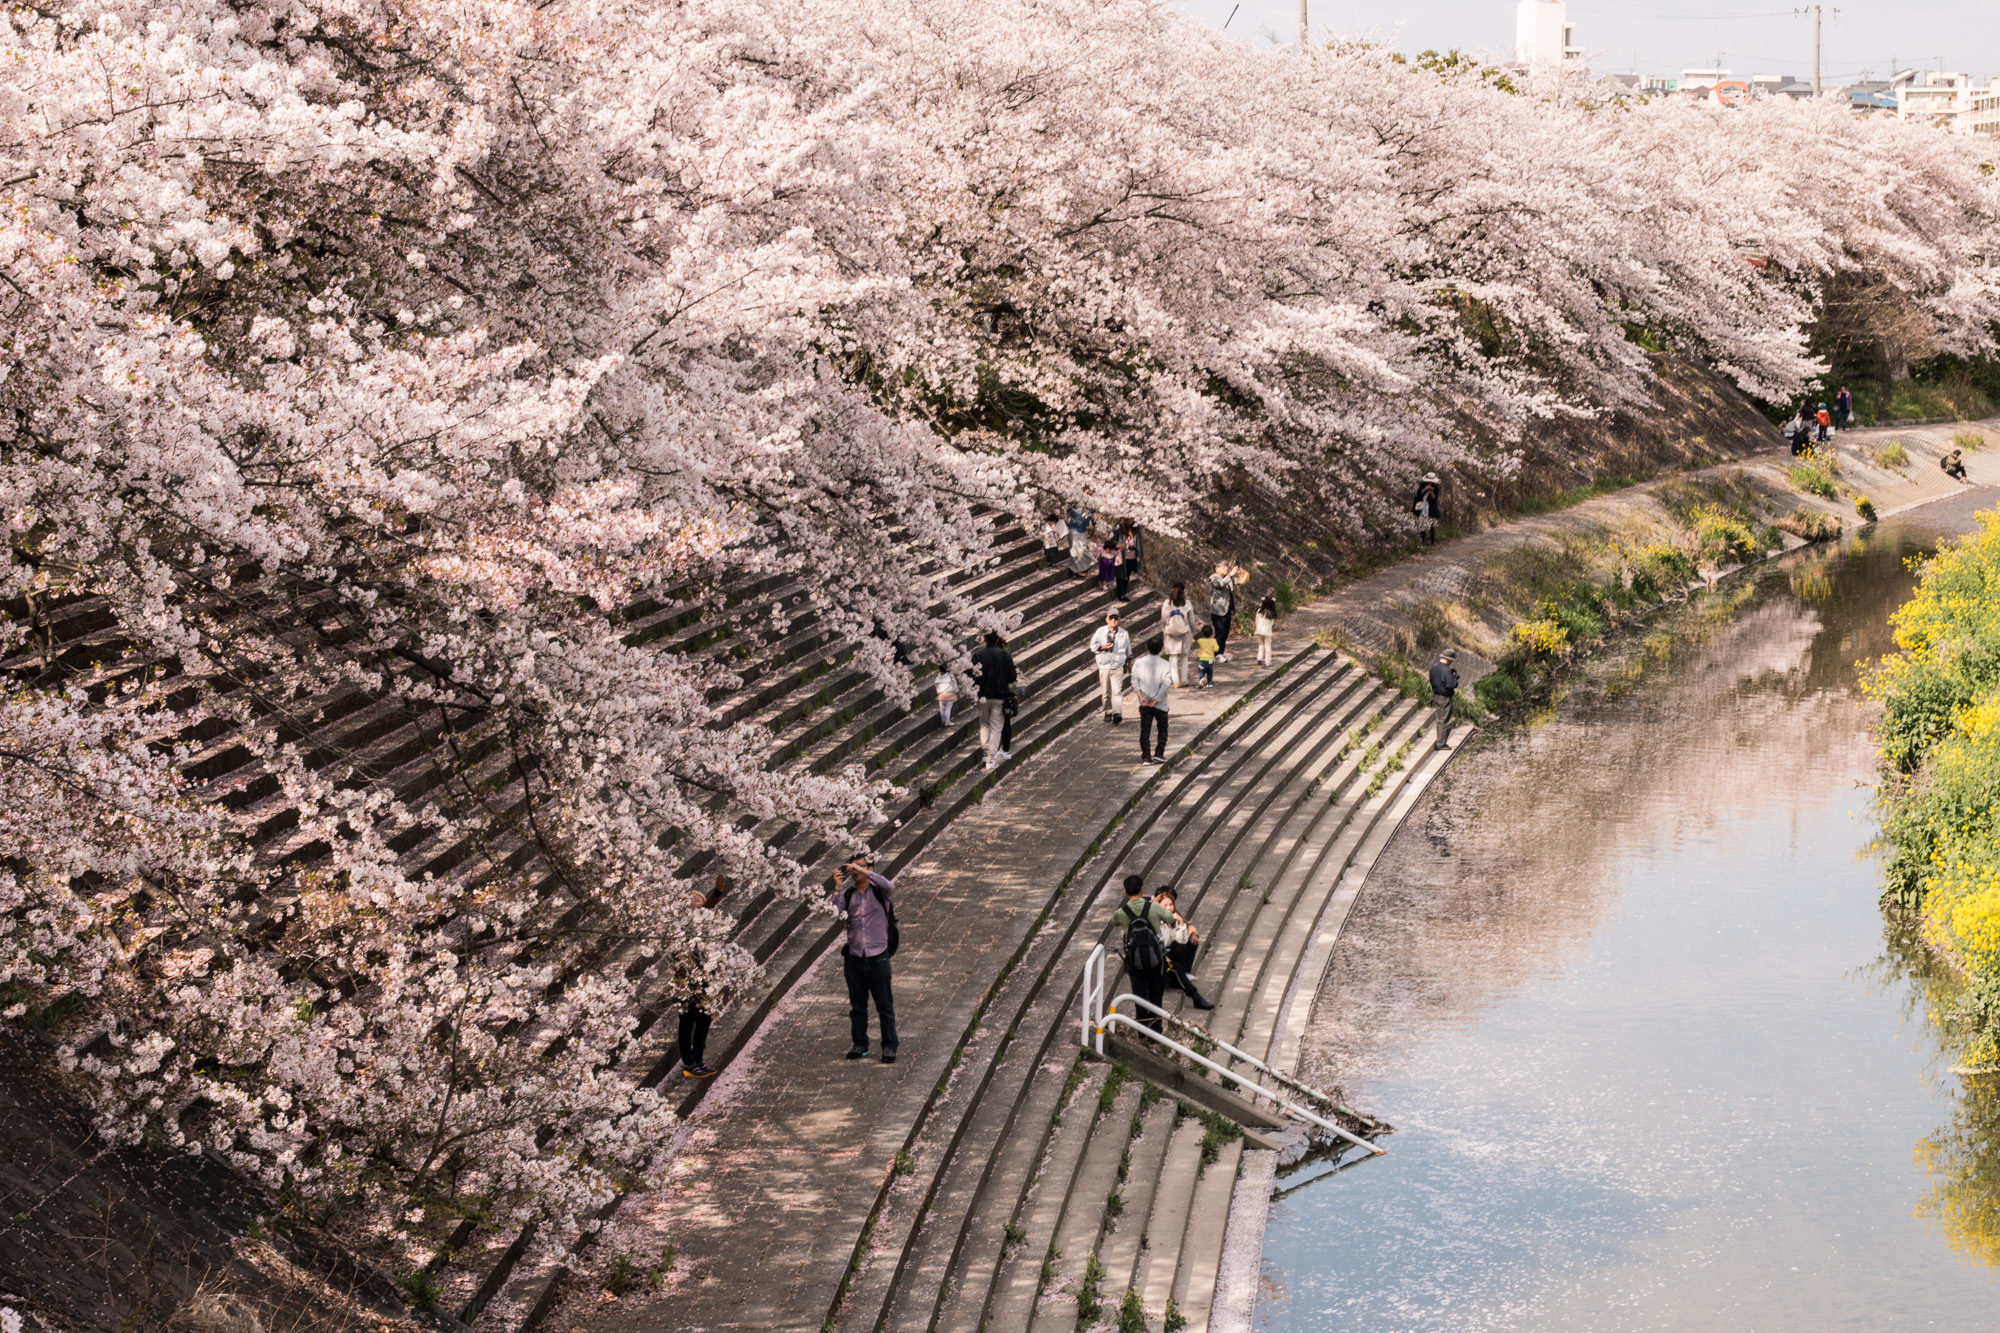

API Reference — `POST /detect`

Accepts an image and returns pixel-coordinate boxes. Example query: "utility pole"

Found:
[1812,5,1821,95]
[1298,0,1307,54]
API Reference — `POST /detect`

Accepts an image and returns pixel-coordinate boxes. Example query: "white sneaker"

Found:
[983,755,999,770]
[996,750,1012,761]
[1215,653,1229,663]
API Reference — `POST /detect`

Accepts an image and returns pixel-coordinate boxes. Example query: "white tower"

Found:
[1515,0,1576,66]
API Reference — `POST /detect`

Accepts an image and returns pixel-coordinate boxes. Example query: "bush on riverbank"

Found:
[1868,509,2000,1064]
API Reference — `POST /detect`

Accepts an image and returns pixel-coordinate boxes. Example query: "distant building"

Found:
[1515,0,1581,67]
[1677,67,1729,91]
[1898,71,2000,134]
[1750,73,1813,101]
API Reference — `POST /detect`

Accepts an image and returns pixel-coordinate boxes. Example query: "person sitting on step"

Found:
[1153,887,1215,1011]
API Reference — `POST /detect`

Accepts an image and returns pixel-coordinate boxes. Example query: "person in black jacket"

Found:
[1428,649,1459,751]
[970,631,1017,769]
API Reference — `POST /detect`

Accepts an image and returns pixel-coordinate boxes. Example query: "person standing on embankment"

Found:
[1429,649,1459,751]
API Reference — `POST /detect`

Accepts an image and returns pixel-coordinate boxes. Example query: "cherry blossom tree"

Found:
[1,0,1995,1244]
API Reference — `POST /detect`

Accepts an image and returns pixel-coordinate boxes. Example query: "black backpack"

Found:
[843,879,900,959]
[1121,901,1166,973]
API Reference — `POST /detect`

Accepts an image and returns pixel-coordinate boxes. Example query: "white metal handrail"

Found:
[1079,944,1383,1156]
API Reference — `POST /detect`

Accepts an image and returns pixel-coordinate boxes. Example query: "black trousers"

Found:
[1213,616,1233,656]
[1139,705,1168,759]
[678,1005,712,1068]
[1164,941,1210,1007]
[1115,562,1130,599]
[1129,964,1167,1032]
[844,951,898,1054]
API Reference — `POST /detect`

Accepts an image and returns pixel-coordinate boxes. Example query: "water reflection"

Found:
[1261,491,2000,1332]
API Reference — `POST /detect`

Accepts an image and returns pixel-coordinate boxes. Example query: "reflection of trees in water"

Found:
[1302,538,1923,1095]
[1304,580,1871,1088]
[1868,921,2000,1267]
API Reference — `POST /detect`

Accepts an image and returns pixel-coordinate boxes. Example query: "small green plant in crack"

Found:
[403,1268,444,1310]
[1077,1253,1107,1326]
[1165,1296,1190,1331]
[1004,1222,1029,1251]
[1117,1288,1149,1333]
[892,1149,916,1178]
[1105,1189,1126,1221]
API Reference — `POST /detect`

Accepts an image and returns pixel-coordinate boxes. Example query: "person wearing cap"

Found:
[1413,473,1442,547]
[1090,608,1132,723]
[1428,649,1459,750]
[832,851,899,1063]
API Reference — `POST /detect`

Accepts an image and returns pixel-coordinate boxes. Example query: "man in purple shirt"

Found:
[832,851,899,1063]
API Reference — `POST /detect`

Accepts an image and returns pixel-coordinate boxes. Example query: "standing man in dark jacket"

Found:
[1428,649,1459,751]
[833,852,898,1063]
[970,631,1017,770]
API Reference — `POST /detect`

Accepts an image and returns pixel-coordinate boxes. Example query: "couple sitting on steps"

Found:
[1115,874,1216,1030]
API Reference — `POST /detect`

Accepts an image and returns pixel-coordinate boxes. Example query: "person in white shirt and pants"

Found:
[1130,635,1174,763]
[1090,610,1132,723]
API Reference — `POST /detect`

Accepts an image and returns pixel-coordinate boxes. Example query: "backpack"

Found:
[843,879,900,959]
[1120,901,1166,973]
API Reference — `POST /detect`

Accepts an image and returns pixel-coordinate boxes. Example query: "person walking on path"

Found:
[1066,505,1095,575]
[1413,472,1442,547]
[971,630,1016,768]
[1160,583,1196,685]
[1115,874,1173,1032]
[1814,403,1832,443]
[833,852,899,1063]
[1042,513,1068,566]
[1153,887,1215,1011]
[1428,649,1459,751]
[1207,562,1248,661]
[1112,532,1132,601]
[1194,624,1219,687]
[1834,385,1853,428]
[1131,634,1174,765]
[1253,595,1277,667]
[1091,609,1132,723]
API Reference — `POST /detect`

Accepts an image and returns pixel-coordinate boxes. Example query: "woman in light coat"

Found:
[1160,582,1196,685]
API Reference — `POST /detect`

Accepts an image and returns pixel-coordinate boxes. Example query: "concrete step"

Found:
[866,660,1371,1333]
[826,653,1354,1331]
[1025,1080,1145,1333]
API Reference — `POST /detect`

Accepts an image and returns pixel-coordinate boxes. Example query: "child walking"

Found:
[1194,625,1220,687]
[1253,596,1276,667]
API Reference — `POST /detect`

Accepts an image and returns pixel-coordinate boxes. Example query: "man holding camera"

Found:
[832,851,899,1064]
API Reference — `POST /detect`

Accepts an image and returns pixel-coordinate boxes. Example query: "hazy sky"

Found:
[1169,1,2000,85]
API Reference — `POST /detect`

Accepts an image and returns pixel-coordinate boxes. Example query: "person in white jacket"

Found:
[1160,583,1196,686]
[1130,634,1175,764]
[1090,610,1132,723]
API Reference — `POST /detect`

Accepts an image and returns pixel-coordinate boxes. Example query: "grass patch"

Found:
[1776,509,1842,543]
[1789,460,1837,499]
[1954,431,1986,452]
[1870,440,1912,469]
[1856,495,1878,522]
[1077,1253,1106,1327]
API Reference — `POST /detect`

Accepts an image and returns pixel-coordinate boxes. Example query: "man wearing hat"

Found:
[1090,608,1132,723]
[1428,649,1459,751]
[1414,473,1442,547]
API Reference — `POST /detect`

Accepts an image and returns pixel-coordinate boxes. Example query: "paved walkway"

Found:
[552,418,2000,1333]
[1291,414,2000,666]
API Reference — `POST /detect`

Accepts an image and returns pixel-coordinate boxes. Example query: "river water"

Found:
[1258,490,2000,1331]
